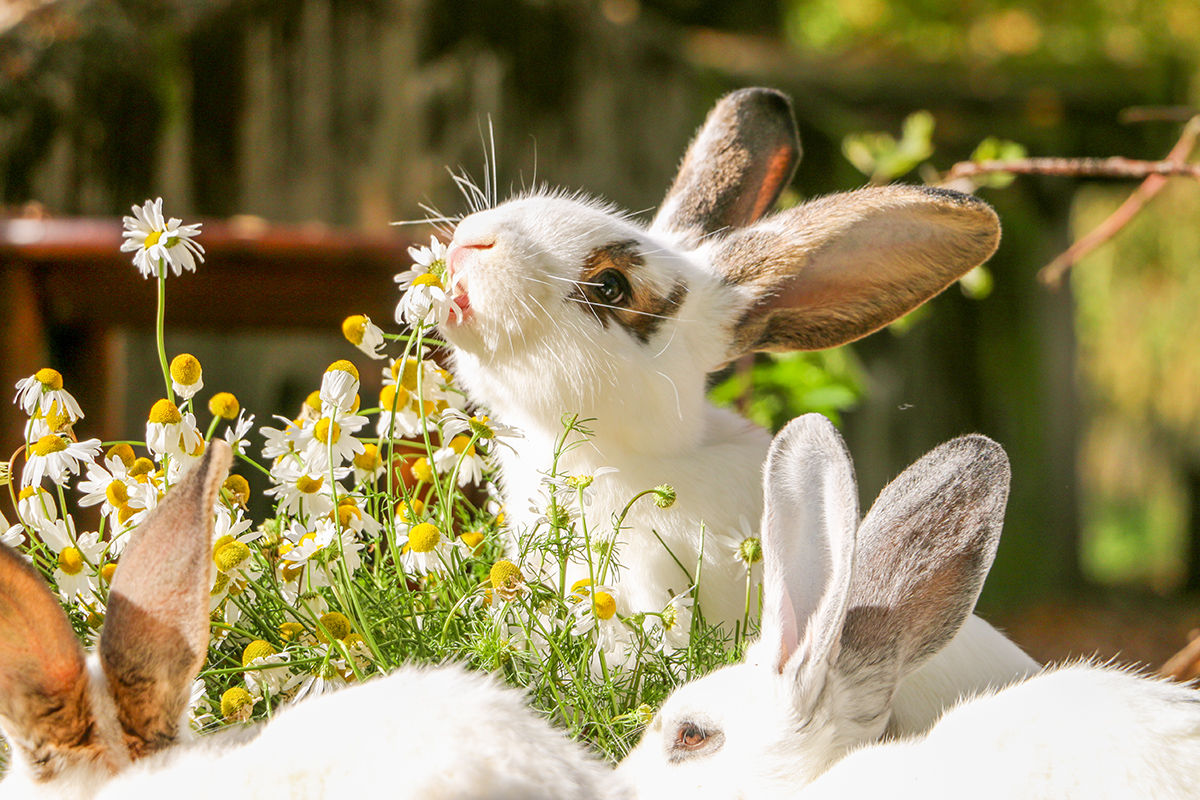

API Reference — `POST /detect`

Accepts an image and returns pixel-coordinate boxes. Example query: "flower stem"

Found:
[156,259,174,404]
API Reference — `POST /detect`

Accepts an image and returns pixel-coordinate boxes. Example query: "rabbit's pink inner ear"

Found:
[717,185,1001,359]
[100,441,232,758]
[747,144,800,224]
[0,545,95,775]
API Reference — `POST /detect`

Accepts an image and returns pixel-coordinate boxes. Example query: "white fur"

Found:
[803,664,1200,800]
[91,665,621,800]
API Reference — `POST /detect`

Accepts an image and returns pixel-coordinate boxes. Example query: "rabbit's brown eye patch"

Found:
[677,724,706,748]
[571,241,689,344]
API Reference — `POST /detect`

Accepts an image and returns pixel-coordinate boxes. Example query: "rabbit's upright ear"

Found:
[0,544,94,780]
[713,185,1000,363]
[100,441,232,758]
[833,435,1010,725]
[652,87,801,244]
[751,414,859,713]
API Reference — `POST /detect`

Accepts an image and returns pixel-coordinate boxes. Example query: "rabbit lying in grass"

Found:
[0,441,621,800]
[617,414,1200,799]
[435,88,1037,722]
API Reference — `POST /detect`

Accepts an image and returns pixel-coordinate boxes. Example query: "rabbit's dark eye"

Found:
[590,269,631,307]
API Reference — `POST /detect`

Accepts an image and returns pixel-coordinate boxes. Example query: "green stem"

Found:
[155,259,174,405]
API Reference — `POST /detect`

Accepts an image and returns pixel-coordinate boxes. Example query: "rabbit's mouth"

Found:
[445,243,476,323]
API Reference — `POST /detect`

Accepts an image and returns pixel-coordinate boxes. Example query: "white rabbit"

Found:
[798,663,1200,800]
[616,412,1027,797]
[0,441,622,800]
[436,87,1034,699]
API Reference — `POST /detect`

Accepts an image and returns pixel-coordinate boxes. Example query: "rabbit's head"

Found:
[616,414,1010,798]
[0,442,231,799]
[438,89,1001,451]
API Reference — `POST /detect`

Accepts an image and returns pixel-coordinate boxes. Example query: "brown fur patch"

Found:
[570,241,689,344]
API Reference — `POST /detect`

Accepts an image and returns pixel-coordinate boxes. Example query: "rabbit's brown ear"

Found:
[0,544,99,781]
[715,184,1000,362]
[652,87,800,243]
[100,440,232,759]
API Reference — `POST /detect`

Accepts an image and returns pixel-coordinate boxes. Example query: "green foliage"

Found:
[709,349,863,431]
[970,137,1029,189]
[842,110,935,184]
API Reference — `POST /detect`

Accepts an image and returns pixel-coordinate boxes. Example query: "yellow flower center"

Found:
[489,559,523,589]
[314,417,340,445]
[326,359,360,381]
[127,458,154,478]
[335,503,361,531]
[209,392,240,420]
[58,547,85,575]
[412,273,443,288]
[143,229,163,249]
[279,621,305,641]
[149,398,182,425]
[18,486,39,501]
[224,474,251,506]
[392,358,421,392]
[116,502,141,525]
[398,498,425,522]
[354,443,382,472]
[407,523,441,553]
[100,562,117,583]
[242,640,278,666]
[380,383,409,413]
[571,577,594,596]
[31,434,68,457]
[295,474,324,494]
[106,443,136,467]
[593,591,617,620]
[43,401,72,431]
[468,416,495,440]
[305,391,322,414]
[214,539,251,572]
[342,315,368,346]
[35,368,64,390]
[169,354,202,386]
[317,611,352,642]
[211,572,230,595]
[412,457,434,484]
[449,436,476,457]
[220,687,253,720]
[105,480,130,507]
[460,530,485,554]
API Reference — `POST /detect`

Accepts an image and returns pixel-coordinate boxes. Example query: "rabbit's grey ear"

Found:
[100,440,232,758]
[714,185,1000,363]
[833,435,1010,727]
[753,414,859,712]
[652,87,800,244]
[0,544,95,781]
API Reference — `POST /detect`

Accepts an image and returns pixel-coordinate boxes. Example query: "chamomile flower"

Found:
[397,522,454,576]
[242,644,295,701]
[2,524,25,548]
[222,409,255,456]
[14,368,84,421]
[643,593,695,654]
[22,434,102,487]
[433,435,486,487]
[261,415,309,462]
[351,443,385,484]
[342,314,388,360]
[53,530,103,604]
[438,408,522,452]
[264,462,340,520]
[319,360,360,415]
[145,399,204,461]
[17,485,57,528]
[395,239,461,328]
[291,660,348,704]
[170,354,204,401]
[300,412,367,473]
[121,198,204,278]
[568,579,635,673]
[188,680,216,730]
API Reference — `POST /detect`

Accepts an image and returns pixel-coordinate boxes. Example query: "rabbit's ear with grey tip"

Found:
[0,544,94,782]
[750,413,860,718]
[652,87,801,244]
[830,433,1010,731]
[100,440,233,759]
[713,184,1001,364]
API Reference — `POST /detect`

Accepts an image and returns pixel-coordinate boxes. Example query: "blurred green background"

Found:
[4,0,1200,665]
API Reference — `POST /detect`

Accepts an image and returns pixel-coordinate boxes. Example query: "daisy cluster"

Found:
[0,202,737,765]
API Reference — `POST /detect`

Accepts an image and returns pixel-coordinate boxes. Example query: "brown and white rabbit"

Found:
[0,441,621,800]
[435,87,1037,726]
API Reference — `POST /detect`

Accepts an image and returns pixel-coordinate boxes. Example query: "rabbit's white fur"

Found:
[800,664,1200,800]
[438,89,1036,733]
[92,665,621,800]
[617,413,1031,796]
[0,443,620,800]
